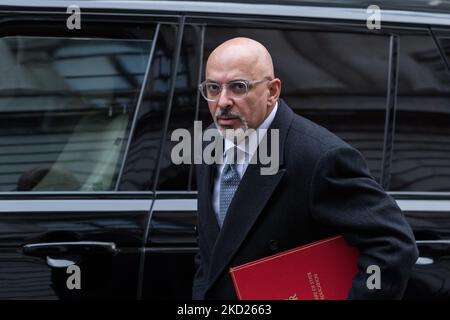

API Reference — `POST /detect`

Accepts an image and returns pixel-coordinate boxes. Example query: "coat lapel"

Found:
[197,133,220,255]
[205,100,294,293]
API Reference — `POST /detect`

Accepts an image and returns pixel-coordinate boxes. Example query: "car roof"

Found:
[2,0,450,27]
[18,0,450,14]
[170,0,450,14]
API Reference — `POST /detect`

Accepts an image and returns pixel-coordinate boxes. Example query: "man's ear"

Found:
[268,78,281,105]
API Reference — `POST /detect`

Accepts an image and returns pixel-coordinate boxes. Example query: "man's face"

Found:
[205,51,272,133]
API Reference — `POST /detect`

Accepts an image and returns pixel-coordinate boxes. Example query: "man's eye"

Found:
[206,83,220,92]
[230,82,247,93]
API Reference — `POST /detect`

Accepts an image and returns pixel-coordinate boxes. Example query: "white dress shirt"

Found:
[212,102,279,217]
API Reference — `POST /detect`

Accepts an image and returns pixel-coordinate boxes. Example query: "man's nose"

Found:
[217,85,233,108]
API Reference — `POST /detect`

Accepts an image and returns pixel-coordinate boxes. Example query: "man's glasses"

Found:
[198,78,271,102]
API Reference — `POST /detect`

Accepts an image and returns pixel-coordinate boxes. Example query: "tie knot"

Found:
[223,162,238,175]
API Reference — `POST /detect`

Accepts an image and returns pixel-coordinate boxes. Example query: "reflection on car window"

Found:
[157,25,200,191]
[117,24,200,192]
[0,36,151,191]
[390,34,450,191]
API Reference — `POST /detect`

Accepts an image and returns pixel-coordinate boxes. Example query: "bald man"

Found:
[193,37,418,300]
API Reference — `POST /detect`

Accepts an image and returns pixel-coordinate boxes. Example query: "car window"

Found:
[117,24,198,192]
[200,27,389,182]
[155,25,201,191]
[389,33,450,191]
[0,36,151,191]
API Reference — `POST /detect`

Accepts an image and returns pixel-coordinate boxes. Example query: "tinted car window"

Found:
[389,33,450,191]
[200,27,389,181]
[156,25,201,191]
[118,24,200,192]
[118,24,175,191]
[0,36,151,191]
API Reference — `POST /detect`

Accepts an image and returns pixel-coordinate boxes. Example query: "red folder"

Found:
[229,235,359,300]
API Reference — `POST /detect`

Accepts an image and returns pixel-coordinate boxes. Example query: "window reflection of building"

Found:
[0,36,151,191]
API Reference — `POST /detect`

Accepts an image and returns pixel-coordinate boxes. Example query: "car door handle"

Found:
[22,241,118,256]
[414,240,450,266]
[416,257,434,265]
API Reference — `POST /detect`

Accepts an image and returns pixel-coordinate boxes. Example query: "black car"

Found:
[0,0,450,299]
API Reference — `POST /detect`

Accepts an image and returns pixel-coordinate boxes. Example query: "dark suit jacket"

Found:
[193,99,418,300]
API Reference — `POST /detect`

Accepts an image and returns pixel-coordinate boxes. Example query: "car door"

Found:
[0,7,169,299]
[386,26,450,299]
[139,22,201,300]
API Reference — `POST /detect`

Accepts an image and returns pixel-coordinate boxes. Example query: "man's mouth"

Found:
[217,116,239,126]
